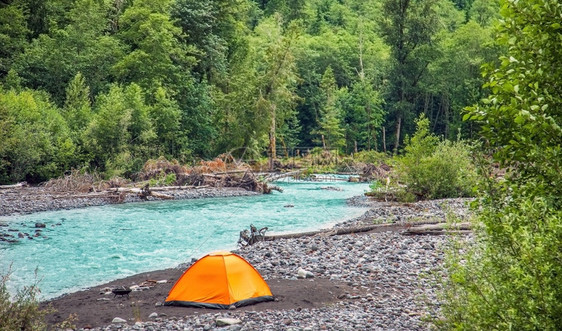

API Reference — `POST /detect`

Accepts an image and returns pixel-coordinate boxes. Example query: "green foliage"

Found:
[114,0,196,93]
[313,66,345,150]
[0,0,501,183]
[0,269,52,331]
[64,72,92,136]
[426,18,499,139]
[346,78,385,152]
[84,83,155,176]
[438,189,562,330]
[469,0,500,26]
[0,89,76,184]
[164,172,177,186]
[465,0,562,195]
[439,0,562,329]
[147,171,176,187]
[379,0,441,152]
[369,179,382,191]
[352,150,387,164]
[150,87,183,157]
[398,114,476,200]
[0,3,29,78]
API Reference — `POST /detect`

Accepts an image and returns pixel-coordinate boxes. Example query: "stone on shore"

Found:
[216,318,242,326]
[297,268,314,279]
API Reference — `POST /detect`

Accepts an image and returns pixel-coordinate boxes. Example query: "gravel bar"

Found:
[82,198,471,331]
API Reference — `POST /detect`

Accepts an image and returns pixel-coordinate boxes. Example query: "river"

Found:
[0,179,369,300]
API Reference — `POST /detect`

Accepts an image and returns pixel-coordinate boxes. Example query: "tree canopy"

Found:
[0,0,501,183]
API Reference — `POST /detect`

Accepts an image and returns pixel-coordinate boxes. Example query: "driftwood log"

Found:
[261,223,404,241]
[110,185,173,200]
[0,182,28,190]
[238,224,269,246]
[401,222,472,235]
[256,222,473,243]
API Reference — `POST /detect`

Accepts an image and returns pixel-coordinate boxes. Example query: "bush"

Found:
[436,1,562,328]
[397,115,477,200]
[353,150,387,164]
[0,269,52,331]
[436,188,562,330]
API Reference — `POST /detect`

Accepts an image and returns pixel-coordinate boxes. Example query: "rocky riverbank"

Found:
[43,198,471,331]
[0,186,259,217]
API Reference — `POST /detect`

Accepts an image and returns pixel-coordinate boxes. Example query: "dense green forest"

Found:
[0,0,500,184]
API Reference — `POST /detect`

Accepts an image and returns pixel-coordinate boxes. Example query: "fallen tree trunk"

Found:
[268,185,283,193]
[262,222,472,242]
[402,230,472,235]
[263,223,404,241]
[108,187,173,200]
[148,191,174,200]
[149,185,209,191]
[0,182,28,190]
[402,222,472,235]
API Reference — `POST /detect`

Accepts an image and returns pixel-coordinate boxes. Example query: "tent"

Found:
[164,251,274,309]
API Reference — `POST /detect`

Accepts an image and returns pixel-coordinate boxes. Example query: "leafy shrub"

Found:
[104,151,142,179]
[0,270,52,331]
[369,180,382,191]
[353,150,388,164]
[436,188,562,330]
[437,1,562,328]
[164,173,176,186]
[397,115,477,200]
[0,89,78,184]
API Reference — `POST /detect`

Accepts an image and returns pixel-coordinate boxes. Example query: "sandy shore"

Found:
[35,196,471,330]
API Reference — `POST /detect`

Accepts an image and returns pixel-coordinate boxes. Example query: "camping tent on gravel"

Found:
[164,251,274,308]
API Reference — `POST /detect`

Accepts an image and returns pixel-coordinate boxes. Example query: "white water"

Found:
[0,180,369,299]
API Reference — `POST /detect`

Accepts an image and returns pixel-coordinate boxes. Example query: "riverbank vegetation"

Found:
[0,269,52,330]
[436,0,562,329]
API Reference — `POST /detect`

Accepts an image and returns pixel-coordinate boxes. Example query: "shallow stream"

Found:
[0,179,369,300]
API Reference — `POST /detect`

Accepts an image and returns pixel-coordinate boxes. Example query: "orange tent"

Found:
[164,251,274,308]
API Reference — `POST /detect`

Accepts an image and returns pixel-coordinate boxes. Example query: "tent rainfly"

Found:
[164,251,274,309]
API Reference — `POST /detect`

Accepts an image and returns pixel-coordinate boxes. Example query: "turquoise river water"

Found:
[0,179,369,300]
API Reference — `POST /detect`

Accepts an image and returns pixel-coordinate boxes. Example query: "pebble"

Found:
[111,317,127,324]
[216,318,242,326]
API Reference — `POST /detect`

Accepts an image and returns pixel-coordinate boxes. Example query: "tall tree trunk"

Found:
[366,103,373,150]
[383,126,387,153]
[444,94,450,138]
[269,105,277,170]
[394,116,402,154]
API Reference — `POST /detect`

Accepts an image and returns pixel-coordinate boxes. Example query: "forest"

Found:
[0,0,501,184]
